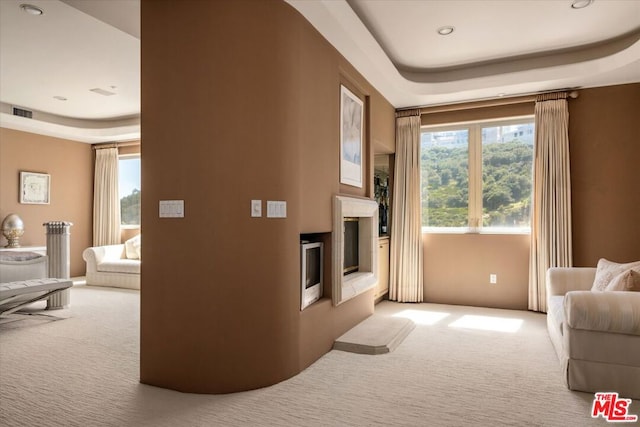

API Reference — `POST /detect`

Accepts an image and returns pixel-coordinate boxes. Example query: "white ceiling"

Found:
[0,0,140,142]
[290,0,640,108]
[1,0,639,142]
[350,0,640,69]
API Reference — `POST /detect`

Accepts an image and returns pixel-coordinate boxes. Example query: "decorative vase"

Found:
[1,213,25,248]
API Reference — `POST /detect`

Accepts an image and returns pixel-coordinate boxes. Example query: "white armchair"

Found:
[82,244,140,289]
[546,267,640,399]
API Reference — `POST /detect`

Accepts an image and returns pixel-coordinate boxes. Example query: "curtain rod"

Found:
[402,90,579,115]
[92,141,140,150]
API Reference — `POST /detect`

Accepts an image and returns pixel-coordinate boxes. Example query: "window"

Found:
[421,117,534,233]
[119,155,141,226]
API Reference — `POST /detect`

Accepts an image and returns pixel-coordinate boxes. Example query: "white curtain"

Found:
[528,93,573,312]
[93,147,121,246]
[389,111,424,302]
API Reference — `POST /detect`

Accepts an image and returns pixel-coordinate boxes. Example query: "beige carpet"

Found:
[0,285,626,426]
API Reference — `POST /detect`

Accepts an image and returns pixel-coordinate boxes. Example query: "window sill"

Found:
[422,227,530,235]
[121,225,140,230]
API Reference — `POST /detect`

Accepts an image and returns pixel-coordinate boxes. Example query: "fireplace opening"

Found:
[343,217,359,275]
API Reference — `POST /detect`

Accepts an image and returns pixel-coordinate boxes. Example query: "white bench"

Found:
[0,278,73,316]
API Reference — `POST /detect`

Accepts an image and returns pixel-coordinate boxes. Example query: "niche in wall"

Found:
[300,232,332,306]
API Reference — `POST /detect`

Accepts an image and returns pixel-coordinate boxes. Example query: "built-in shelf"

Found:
[300,232,332,307]
[374,155,391,236]
[375,237,390,302]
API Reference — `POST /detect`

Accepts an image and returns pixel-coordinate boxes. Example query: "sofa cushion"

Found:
[605,269,640,292]
[591,258,640,291]
[97,260,140,274]
[565,291,640,335]
[124,235,141,260]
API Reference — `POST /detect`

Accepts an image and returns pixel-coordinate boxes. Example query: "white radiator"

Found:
[44,221,73,309]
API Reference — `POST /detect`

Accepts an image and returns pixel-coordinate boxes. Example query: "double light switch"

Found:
[159,200,184,218]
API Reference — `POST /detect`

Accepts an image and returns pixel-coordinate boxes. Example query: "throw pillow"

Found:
[591,258,640,291]
[605,269,640,292]
[124,234,141,260]
[135,235,141,260]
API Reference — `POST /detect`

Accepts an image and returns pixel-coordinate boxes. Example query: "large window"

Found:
[421,118,534,233]
[119,155,141,226]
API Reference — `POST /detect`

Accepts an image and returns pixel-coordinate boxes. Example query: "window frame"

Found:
[421,115,534,235]
[118,154,141,229]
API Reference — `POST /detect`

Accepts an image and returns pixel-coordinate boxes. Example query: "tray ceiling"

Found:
[1,0,639,142]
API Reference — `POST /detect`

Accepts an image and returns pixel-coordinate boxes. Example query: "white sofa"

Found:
[0,252,48,283]
[546,267,640,399]
[82,244,140,289]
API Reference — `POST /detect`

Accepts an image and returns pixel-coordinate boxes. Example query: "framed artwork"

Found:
[20,171,50,204]
[340,85,364,188]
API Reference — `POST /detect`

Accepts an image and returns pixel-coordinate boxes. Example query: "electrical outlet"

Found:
[490,274,497,284]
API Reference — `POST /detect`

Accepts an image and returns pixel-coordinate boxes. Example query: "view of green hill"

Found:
[121,189,141,225]
[421,140,533,228]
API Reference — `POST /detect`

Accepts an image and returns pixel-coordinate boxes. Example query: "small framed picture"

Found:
[340,85,364,188]
[20,171,50,204]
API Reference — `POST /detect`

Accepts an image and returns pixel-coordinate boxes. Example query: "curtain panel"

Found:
[528,94,573,312]
[389,111,424,302]
[93,147,121,246]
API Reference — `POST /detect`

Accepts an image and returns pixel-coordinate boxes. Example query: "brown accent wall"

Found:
[0,128,93,276]
[140,0,394,393]
[371,95,396,154]
[569,84,640,266]
[422,102,534,127]
[423,233,530,310]
[118,144,140,157]
[121,228,140,243]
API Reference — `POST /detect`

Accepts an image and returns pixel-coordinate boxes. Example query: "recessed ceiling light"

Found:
[19,4,44,16]
[498,93,506,97]
[571,0,594,9]
[53,96,67,101]
[437,26,455,36]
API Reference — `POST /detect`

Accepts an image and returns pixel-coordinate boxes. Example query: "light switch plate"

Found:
[251,200,262,217]
[159,200,184,218]
[267,200,286,218]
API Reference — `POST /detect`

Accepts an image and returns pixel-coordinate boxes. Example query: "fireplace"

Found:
[332,195,378,306]
[343,218,359,275]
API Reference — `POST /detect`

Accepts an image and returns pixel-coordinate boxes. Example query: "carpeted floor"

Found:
[0,284,629,426]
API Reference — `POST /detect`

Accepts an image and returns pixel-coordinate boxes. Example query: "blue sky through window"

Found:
[119,157,140,198]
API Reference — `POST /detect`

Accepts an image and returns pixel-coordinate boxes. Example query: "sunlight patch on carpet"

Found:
[448,315,523,333]
[392,309,450,325]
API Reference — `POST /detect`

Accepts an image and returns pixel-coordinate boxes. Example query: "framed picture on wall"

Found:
[20,171,50,204]
[340,85,364,188]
